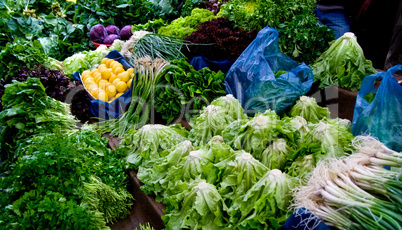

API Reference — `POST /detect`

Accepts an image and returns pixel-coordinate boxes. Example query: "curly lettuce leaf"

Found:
[228,169,299,229]
[260,138,293,171]
[289,96,330,123]
[215,150,268,203]
[162,180,228,230]
[211,94,248,121]
[312,32,377,91]
[119,124,187,169]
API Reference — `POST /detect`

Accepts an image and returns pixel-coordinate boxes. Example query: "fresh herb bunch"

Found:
[0,128,133,228]
[220,0,334,64]
[73,0,155,29]
[183,18,258,61]
[0,78,77,161]
[158,8,218,39]
[154,58,226,124]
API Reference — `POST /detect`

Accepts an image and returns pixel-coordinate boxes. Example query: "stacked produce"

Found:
[116,95,358,229]
[81,57,134,102]
[0,80,134,229]
[89,24,133,45]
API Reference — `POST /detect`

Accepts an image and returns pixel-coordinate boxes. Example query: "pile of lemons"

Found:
[81,58,134,102]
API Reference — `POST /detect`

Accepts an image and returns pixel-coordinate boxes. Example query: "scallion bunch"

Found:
[293,136,402,230]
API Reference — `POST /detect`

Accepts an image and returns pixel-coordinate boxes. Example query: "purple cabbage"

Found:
[106,25,120,35]
[103,34,121,45]
[120,25,132,40]
[90,24,108,43]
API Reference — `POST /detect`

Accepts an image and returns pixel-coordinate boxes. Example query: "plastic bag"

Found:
[224,27,314,115]
[352,65,402,152]
[73,50,134,119]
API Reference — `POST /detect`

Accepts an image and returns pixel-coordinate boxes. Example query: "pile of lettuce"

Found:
[117,94,355,229]
[311,32,378,91]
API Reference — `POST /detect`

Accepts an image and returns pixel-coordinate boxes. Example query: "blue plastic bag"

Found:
[73,50,134,119]
[352,65,402,152]
[225,27,314,115]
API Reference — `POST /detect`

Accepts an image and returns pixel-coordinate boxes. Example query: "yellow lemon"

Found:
[106,59,115,68]
[94,75,103,84]
[99,64,107,69]
[82,70,92,78]
[87,83,98,91]
[106,85,117,97]
[90,88,100,98]
[91,68,99,74]
[112,78,121,86]
[101,58,109,65]
[114,67,124,75]
[117,71,130,83]
[126,68,134,75]
[101,68,112,80]
[84,77,95,85]
[116,81,127,93]
[127,78,133,89]
[97,91,108,102]
[99,66,107,73]
[111,61,123,70]
[109,73,117,83]
[115,93,124,98]
[82,74,91,82]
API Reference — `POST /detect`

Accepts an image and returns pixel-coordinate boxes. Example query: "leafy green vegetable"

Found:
[289,96,330,123]
[220,0,334,64]
[260,138,293,171]
[73,0,155,29]
[118,124,188,169]
[79,176,134,224]
[154,59,226,123]
[137,140,194,196]
[63,44,116,77]
[0,78,77,161]
[158,8,218,39]
[0,128,132,228]
[311,32,378,91]
[285,154,314,181]
[300,119,355,162]
[132,18,167,33]
[189,104,236,146]
[162,180,228,230]
[0,39,47,80]
[228,169,299,229]
[223,110,291,159]
[215,150,268,203]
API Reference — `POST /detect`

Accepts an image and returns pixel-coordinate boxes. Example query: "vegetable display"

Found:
[311,32,378,91]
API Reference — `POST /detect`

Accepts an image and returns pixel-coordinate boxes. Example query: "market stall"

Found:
[0,0,401,230]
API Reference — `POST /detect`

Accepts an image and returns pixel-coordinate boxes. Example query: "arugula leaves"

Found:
[154,59,226,123]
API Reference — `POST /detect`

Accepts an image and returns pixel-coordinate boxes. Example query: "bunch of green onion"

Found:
[293,136,402,230]
[96,57,170,138]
